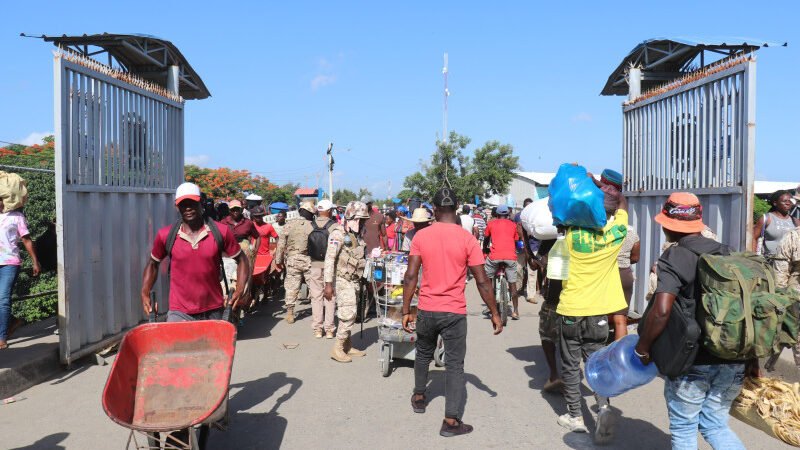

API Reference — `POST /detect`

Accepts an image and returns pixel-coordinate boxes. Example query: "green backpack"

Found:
[691,251,799,360]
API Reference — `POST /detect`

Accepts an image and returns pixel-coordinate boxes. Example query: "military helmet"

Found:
[345,201,369,219]
[299,201,316,214]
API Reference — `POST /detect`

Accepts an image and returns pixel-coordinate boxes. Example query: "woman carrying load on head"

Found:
[0,173,40,349]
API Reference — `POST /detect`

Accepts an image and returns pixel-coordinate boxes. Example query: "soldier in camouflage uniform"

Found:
[274,201,316,324]
[774,227,800,367]
[324,201,369,363]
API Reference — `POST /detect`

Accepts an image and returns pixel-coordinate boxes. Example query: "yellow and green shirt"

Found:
[556,209,629,317]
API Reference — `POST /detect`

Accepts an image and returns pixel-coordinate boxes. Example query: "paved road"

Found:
[1,283,792,449]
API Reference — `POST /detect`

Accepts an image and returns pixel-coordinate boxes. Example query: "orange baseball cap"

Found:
[654,192,705,233]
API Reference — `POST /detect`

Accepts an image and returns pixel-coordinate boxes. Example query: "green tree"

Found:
[356,188,373,201]
[262,183,299,205]
[333,188,357,205]
[402,131,519,203]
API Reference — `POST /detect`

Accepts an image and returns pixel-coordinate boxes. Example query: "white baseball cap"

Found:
[175,182,201,205]
[317,199,334,211]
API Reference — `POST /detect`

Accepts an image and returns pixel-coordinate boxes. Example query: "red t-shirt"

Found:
[253,222,278,255]
[484,218,519,260]
[151,222,241,314]
[410,222,485,315]
[385,223,397,239]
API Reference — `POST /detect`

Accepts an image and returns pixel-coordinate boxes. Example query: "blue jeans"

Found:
[0,265,21,341]
[664,364,745,450]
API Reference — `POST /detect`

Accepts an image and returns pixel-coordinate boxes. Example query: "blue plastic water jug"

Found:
[585,334,658,398]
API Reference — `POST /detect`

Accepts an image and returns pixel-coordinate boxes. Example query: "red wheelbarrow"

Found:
[102,319,237,449]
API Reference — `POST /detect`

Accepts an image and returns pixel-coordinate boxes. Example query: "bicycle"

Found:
[492,263,510,327]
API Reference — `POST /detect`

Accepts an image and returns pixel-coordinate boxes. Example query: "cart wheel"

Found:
[380,343,391,377]
[434,336,445,367]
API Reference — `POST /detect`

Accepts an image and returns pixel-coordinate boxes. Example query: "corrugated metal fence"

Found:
[623,59,756,315]
[54,54,184,364]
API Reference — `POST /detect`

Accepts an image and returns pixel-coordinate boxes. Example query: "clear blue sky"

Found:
[2,1,798,198]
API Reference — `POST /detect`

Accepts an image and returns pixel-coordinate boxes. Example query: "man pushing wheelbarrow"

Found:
[141,182,250,323]
[102,183,250,450]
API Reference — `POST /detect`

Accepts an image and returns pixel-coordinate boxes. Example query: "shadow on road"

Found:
[508,344,568,416]
[562,413,671,450]
[422,370,497,415]
[237,297,285,341]
[10,432,69,450]
[209,372,302,449]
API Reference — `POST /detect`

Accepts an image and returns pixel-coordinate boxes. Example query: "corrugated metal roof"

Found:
[42,33,211,100]
[601,38,784,96]
[294,188,318,196]
[515,171,556,185]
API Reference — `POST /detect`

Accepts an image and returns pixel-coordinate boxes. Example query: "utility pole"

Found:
[327,142,334,201]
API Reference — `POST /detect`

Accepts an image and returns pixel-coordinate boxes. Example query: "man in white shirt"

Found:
[459,206,476,237]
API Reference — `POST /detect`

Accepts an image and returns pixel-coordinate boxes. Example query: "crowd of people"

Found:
[134,176,800,447]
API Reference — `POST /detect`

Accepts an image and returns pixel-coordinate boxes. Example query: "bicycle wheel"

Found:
[499,276,509,326]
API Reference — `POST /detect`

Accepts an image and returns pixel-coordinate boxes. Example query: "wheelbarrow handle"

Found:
[221,291,234,323]
[149,291,157,323]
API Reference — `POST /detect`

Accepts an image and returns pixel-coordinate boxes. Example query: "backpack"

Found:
[308,220,334,262]
[639,239,727,378]
[692,251,799,360]
[165,218,225,278]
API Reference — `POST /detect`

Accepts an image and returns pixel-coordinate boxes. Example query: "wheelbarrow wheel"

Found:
[380,343,391,377]
[434,336,445,367]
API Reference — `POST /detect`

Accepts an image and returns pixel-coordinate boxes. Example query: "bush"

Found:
[754,196,770,224]
[1,138,57,323]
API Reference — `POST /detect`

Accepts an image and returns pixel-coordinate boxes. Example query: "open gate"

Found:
[622,57,756,315]
[54,51,184,364]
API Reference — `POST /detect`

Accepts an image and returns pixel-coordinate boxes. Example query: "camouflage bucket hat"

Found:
[345,201,369,219]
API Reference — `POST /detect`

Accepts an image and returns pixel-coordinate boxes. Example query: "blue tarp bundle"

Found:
[548,164,607,230]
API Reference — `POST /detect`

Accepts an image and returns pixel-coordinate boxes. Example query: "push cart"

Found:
[102,318,237,449]
[368,253,444,377]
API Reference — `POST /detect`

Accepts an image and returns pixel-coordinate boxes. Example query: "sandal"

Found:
[511,312,520,320]
[0,341,8,350]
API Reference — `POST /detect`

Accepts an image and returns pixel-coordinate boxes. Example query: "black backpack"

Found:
[308,220,334,261]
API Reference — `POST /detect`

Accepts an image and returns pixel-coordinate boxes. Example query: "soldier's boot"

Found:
[343,337,366,357]
[286,306,296,324]
[331,339,352,363]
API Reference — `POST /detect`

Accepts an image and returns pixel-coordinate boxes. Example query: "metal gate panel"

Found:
[54,53,184,364]
[622,59,756,315]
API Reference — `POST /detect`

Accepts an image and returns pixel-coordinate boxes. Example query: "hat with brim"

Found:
[175,182,201,205]
[407,208,433,223]
[229,200,243,210]
[654,192,706,233]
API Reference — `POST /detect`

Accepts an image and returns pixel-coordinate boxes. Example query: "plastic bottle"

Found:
[546,235,569,280]
[585,334,658,398]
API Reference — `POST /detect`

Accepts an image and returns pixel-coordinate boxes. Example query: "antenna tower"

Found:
[442,53,449,143]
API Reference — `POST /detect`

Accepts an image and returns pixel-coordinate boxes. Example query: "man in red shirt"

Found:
[141,183,250,321]
[402,188,503,437]
[483,205,521,319]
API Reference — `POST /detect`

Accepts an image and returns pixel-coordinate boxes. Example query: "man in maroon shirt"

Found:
[141,183,250,321]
